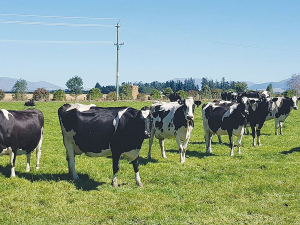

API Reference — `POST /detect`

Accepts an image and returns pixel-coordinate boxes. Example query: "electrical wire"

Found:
[0,13,118,20]
[0,20,114,27]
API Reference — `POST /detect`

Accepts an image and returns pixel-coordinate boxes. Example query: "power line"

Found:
[0,13,118,20]
[0,39,113,44]
[0,20,114,27]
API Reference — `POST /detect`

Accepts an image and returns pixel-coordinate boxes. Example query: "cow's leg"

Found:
[257,129,261,146]
[26,153,31,172]
[237,131,244,154]
[279,122,283,135]
[228,132,234,156]
[35,127,43,170]
[132,157,143,187]
[112,153,121,187]
[9,149,17,177]
[204,130,212,154]
[275,119,279,135]
[147,128,155,159]
[217,135,222,144]
[159,138,167,158]
[64,141,78,180]
[251,126,256,147]
[174,133,184,163]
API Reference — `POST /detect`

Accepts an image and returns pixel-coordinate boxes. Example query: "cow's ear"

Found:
[195,101,202,107]
[272,98,278,102]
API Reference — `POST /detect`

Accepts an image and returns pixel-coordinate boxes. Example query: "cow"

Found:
[147,97,201,163]
[266,96,298,135]
[58,103,152,187]
[247,97,273,146]
[24,99,35,107]
[169,93,182,102]
[202,97,249,156]
[0,109,44,177]
[221,91,238,101]
[239,90,271,99]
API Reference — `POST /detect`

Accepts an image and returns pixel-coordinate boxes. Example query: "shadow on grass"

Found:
[138,156,159,166]
[166,149,217,159]
[281,147,300,155]
[0,164,105,191]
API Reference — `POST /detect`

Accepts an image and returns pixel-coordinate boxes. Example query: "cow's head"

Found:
[179,97,201,121]
[238,96,250,118]
[140,106,153,138]
[290,96,298,110]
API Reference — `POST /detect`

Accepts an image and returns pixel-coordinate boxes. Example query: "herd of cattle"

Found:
[0,90,298,187]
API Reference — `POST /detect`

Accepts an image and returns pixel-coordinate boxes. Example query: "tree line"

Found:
[1,74,299,101]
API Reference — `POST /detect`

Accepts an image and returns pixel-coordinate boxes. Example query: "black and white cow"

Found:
[202,97,249,156]
[24,99,35,107]
[58,103,152,187]
[148,97,201,163]
[247,98,272,146]
[221,91,238,101]
[0,109,44,177]
[169,93,182,102]
[266,96,298,135]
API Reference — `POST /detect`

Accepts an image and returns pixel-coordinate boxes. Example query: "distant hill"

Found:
[0,77,62,92]
[173,78,289,93]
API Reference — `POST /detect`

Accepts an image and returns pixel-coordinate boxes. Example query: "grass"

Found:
[0,101,299,224]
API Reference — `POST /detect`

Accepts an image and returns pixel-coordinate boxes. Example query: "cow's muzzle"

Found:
[293,106,298,110]
[186,115,194,121]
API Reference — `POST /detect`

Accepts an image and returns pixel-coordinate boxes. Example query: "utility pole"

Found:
[114,22,124,100]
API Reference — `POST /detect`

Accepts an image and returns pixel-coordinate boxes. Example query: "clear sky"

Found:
[0,0,299,89]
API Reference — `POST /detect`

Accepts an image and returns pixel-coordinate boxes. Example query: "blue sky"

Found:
[0,0,299,89]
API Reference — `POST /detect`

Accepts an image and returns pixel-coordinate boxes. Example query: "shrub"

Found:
[33,88,50,101]
[53,89,66,101]
[188,90,199,99]
[151,89,161,100]
[283,89,297,98]
[120,84,132,100]
[177,90,188,99]
[137,93,147,101]
[86,88,102,101]
[106,92,117,101]
[162,87,173,98]
[0,89,5,101]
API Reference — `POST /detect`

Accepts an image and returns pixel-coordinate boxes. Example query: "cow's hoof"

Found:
[136,181,143,187]
[111,180,118,188]
[162,155,167,159]
[26,168,30,173]
[147,155,151,160]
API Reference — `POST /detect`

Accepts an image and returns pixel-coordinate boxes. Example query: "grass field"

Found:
[0,101,299,224]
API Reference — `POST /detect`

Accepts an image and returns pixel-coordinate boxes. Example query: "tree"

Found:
[151,89,161,100]
[200,85,212,99]
[12,79,27,101]
[162,87,173,98]
[53,89,66,101]
[87,88,102,101]
[66,75,83,100]
[201,77,209,89]
[235,82,247,93]
[286,74,300,95]
[266,83,274,95]
[33,88,50,101]
[120,83,132,100]
[177,90,188,99]
[95,82,101,89]
[0,89,5,101]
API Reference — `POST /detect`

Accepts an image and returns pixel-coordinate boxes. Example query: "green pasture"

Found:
[0,101,299,224]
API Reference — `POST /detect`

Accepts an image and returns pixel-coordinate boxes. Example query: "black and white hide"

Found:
[148,97,201,163]
[0,109,44,177]
[58,103,152,187]
[202,97,249,156]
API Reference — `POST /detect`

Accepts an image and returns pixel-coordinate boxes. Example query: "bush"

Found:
[151,89,161,100]
[188,90,199,99]
[283,89,297,98]
[120,84,132,100]
[177,90,188,99]
[137,93,147,101]
[53,89,66,101]
[162,87,173,98]
[106,92,117,101]
[33,88,50,101]
[86,88,102,101]
[0,89,5,101]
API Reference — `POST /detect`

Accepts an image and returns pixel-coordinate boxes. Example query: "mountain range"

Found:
[0,77,62,92]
